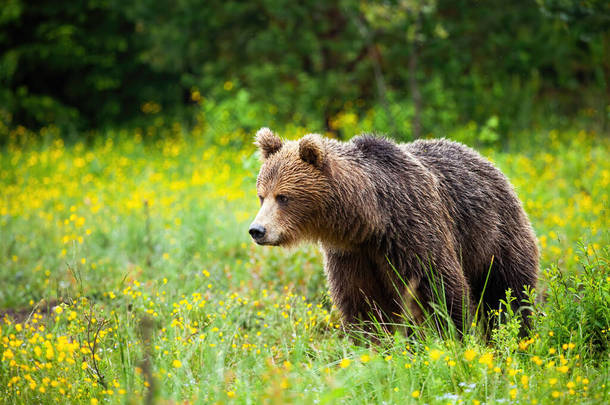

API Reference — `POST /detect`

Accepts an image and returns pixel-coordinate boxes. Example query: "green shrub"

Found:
[538,244,610,358]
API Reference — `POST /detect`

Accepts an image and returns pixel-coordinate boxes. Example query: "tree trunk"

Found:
[409,12,423,140]
[369,43,399,138]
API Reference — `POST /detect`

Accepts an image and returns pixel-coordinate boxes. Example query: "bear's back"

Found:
[403,138,530,279]
[403,139,498,177]
[403,138,512,201]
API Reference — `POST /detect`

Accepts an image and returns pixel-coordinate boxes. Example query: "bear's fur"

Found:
[249,128,538,335]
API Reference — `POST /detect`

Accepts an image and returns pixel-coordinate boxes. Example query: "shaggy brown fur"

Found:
[249,128,539,336]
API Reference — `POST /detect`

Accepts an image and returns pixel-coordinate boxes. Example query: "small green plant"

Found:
[490,289,523,354]
[541,244,610,358]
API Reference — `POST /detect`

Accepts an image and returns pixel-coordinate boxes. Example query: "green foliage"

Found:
[541,246,610,357]
[490,289,526,354]
[1,0,608,137]
[0,0,182,131]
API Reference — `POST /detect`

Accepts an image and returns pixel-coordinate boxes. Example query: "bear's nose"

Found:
[249,224,266,240]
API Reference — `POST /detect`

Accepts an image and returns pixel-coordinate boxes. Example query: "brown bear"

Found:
[249,127,538,336]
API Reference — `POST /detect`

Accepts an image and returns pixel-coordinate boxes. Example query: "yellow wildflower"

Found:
[510,388,518,399]
[479,352,494,368]
[339,358,351,368]
[464,349,476,361]
[429,349,442,361]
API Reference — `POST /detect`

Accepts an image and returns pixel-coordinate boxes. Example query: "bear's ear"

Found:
[299,134,325,168]
[255,127,283,160]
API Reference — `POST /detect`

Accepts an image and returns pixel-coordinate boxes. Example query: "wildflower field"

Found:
[0,127,609,404]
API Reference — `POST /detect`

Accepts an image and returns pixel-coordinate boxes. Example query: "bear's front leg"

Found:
[323,249,402,332]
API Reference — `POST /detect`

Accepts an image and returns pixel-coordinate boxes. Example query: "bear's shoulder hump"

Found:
[352,135,404,161]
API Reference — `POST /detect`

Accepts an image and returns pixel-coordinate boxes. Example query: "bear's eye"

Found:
[275,194,289,205]
[258,195,264,205]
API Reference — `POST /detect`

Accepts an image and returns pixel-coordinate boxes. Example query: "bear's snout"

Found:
[248,224,266,242]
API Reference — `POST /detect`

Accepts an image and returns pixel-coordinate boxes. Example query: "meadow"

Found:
[0,125,609,404]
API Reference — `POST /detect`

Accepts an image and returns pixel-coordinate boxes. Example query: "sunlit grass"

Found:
[0,128,608,404]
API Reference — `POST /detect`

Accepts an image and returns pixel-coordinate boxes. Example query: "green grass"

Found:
[0,128,609,404]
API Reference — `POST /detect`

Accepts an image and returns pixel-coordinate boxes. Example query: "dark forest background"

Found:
[1,0,608,141]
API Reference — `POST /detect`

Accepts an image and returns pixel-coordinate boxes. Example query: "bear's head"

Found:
[249,128,331,246]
